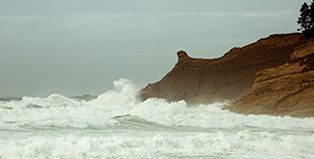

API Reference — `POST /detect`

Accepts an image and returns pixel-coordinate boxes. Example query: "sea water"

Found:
[0,79,313,159]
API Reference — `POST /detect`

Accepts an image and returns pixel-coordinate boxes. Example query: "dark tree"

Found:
[298,3,310,31]
[298,1,314,39]
[310,1,314,28]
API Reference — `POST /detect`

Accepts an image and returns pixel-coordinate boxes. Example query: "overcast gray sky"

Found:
[0,0,309,97]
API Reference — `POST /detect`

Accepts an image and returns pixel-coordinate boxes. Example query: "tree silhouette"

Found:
[298,3,310,31]
[298,1,314,39]
[310,1,314,28]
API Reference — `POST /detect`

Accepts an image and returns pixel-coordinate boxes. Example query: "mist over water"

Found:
[0,79,314,158]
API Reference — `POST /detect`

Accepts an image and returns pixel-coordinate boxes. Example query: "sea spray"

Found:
[0,79,314,158]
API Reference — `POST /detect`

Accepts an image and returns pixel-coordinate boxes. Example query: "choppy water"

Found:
[0,79,313,159]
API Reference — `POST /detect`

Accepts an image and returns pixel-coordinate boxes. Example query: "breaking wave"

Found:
[0,79,313,158]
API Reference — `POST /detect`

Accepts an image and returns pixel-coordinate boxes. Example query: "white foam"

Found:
[0,78,314,158]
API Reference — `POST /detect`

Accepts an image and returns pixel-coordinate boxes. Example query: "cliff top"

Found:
[140,33,304,103]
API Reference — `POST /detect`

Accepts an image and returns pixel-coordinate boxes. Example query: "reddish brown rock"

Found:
[139,33,303,104]
[229,40,314,117]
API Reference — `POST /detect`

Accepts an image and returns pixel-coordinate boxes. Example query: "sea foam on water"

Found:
[0,79,314,159]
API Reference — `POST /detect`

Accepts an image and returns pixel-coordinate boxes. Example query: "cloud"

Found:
[0,15,39,22]
[244,10,295,18]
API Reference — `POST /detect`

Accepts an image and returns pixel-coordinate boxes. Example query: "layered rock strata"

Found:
[229,40,314,117]
[140,33,303,104]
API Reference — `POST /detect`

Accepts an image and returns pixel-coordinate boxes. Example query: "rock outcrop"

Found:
[140,33,303,104]
[229,40,314,117]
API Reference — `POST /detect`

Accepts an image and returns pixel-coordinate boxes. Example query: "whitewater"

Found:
[0,79,313,159]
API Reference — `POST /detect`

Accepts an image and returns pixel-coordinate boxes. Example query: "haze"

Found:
[0,0,307,97]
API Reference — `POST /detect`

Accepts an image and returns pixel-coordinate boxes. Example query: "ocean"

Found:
[0,79,313,159]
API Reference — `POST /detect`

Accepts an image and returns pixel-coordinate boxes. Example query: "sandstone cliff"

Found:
[229,40,314,117]
[140,33,303,104]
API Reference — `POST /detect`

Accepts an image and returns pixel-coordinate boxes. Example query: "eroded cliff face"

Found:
[139,33,303,104]
[229,40,314,117]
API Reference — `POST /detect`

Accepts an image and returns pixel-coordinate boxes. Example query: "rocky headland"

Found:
[139,33,314,117]
[229,39,314,117]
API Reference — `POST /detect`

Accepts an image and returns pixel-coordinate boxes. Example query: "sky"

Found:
[0,0,309,97]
